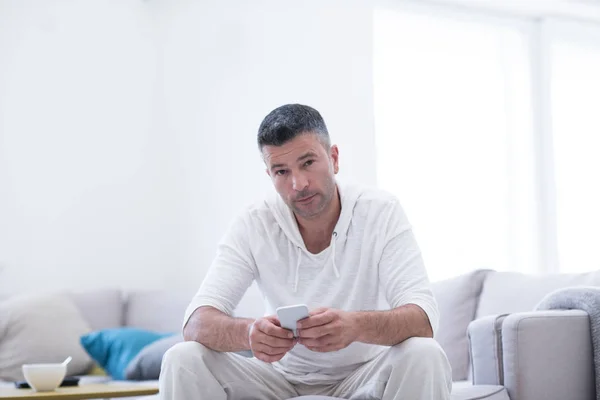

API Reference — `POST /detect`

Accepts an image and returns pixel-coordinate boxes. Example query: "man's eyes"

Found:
[274,161,313,176]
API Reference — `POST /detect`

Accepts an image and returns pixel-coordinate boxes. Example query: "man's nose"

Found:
[292,173,308,191]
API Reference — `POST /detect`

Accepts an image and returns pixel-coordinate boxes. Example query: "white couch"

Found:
[1,268,598,400]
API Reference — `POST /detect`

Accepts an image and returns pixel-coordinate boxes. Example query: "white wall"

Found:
[0,0,184,295]
[0,0,375,304]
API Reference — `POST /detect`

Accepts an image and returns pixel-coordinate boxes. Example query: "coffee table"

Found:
[0,383,158,400]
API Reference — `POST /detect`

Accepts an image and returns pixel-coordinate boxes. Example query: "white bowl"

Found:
[22,363,66,392]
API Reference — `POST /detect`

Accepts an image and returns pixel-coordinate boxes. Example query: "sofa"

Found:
[0,268,598,400]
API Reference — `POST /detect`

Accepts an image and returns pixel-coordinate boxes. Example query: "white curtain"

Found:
[374,7,600,280]
[550,21,600,273]
[373,7,538,281]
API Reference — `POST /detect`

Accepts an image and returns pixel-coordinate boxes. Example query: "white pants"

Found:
[159,337,452,400]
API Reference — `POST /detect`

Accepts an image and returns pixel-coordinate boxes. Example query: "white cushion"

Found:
[124,291,194,333]
[431,269,491,381]
[476,270,600,318]
[69,289,123,331]
[0,293,93,381]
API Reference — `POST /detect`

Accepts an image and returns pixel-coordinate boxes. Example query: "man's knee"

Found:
[390,337,449,367]
[162,341,215,369]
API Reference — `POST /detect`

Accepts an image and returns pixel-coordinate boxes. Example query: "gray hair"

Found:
[257,104,330,150]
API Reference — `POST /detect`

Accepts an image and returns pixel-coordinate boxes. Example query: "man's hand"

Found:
[297,308,358,352]
[249,315,297,363]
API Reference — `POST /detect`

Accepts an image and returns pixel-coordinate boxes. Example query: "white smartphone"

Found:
[276,304,310,337]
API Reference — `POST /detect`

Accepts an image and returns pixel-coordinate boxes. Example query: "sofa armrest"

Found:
[467,314,508,385]
[501,310,595,400]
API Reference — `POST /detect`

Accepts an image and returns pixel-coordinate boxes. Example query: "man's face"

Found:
[263,133,339,220]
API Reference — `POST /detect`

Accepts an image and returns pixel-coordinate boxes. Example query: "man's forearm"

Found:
[183,306,254,352]
[352,304,433,346]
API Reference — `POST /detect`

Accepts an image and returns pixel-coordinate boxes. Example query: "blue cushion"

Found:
[80,328,174,380]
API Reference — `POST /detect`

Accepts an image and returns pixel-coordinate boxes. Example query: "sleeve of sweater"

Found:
[378,199,440,336]
[182,212,257,330]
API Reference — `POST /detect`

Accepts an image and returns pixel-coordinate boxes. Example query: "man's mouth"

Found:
[296,194,317,203]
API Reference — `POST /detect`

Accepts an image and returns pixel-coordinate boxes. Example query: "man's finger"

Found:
[252,343,290,356]
[298,335,334,348]
[298,325,330,339]
[257,319,294,339]
[264,315,282,326]
[305,343,343,353]
[254,350,286,363]
[297,311,335,330]
[259,334,295,349]
[309,307,328,317]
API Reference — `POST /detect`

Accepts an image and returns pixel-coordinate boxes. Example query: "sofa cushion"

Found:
[69,289,123,331]
[0,293,93,381]
[431,269,492,381]
[476,270,600,318]
[80,328,174,380]
[124,291,194,333]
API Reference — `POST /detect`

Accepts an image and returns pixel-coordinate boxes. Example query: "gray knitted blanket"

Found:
[535,287,600,400]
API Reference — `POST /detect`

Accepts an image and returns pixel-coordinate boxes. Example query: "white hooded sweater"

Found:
[183,182,439,385]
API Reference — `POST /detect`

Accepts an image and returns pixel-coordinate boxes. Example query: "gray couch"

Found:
[2,269,598,400]
[435,269,597,400]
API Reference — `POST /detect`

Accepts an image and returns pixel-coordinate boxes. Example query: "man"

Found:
[159,104,452,399]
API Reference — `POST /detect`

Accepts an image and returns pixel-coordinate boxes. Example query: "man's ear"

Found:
[330,145,340,174]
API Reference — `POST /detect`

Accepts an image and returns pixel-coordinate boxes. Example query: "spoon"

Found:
[61,356,72,367]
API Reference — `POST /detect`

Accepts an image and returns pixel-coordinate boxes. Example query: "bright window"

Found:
[374,7,537,281]
[550,22,600,273]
